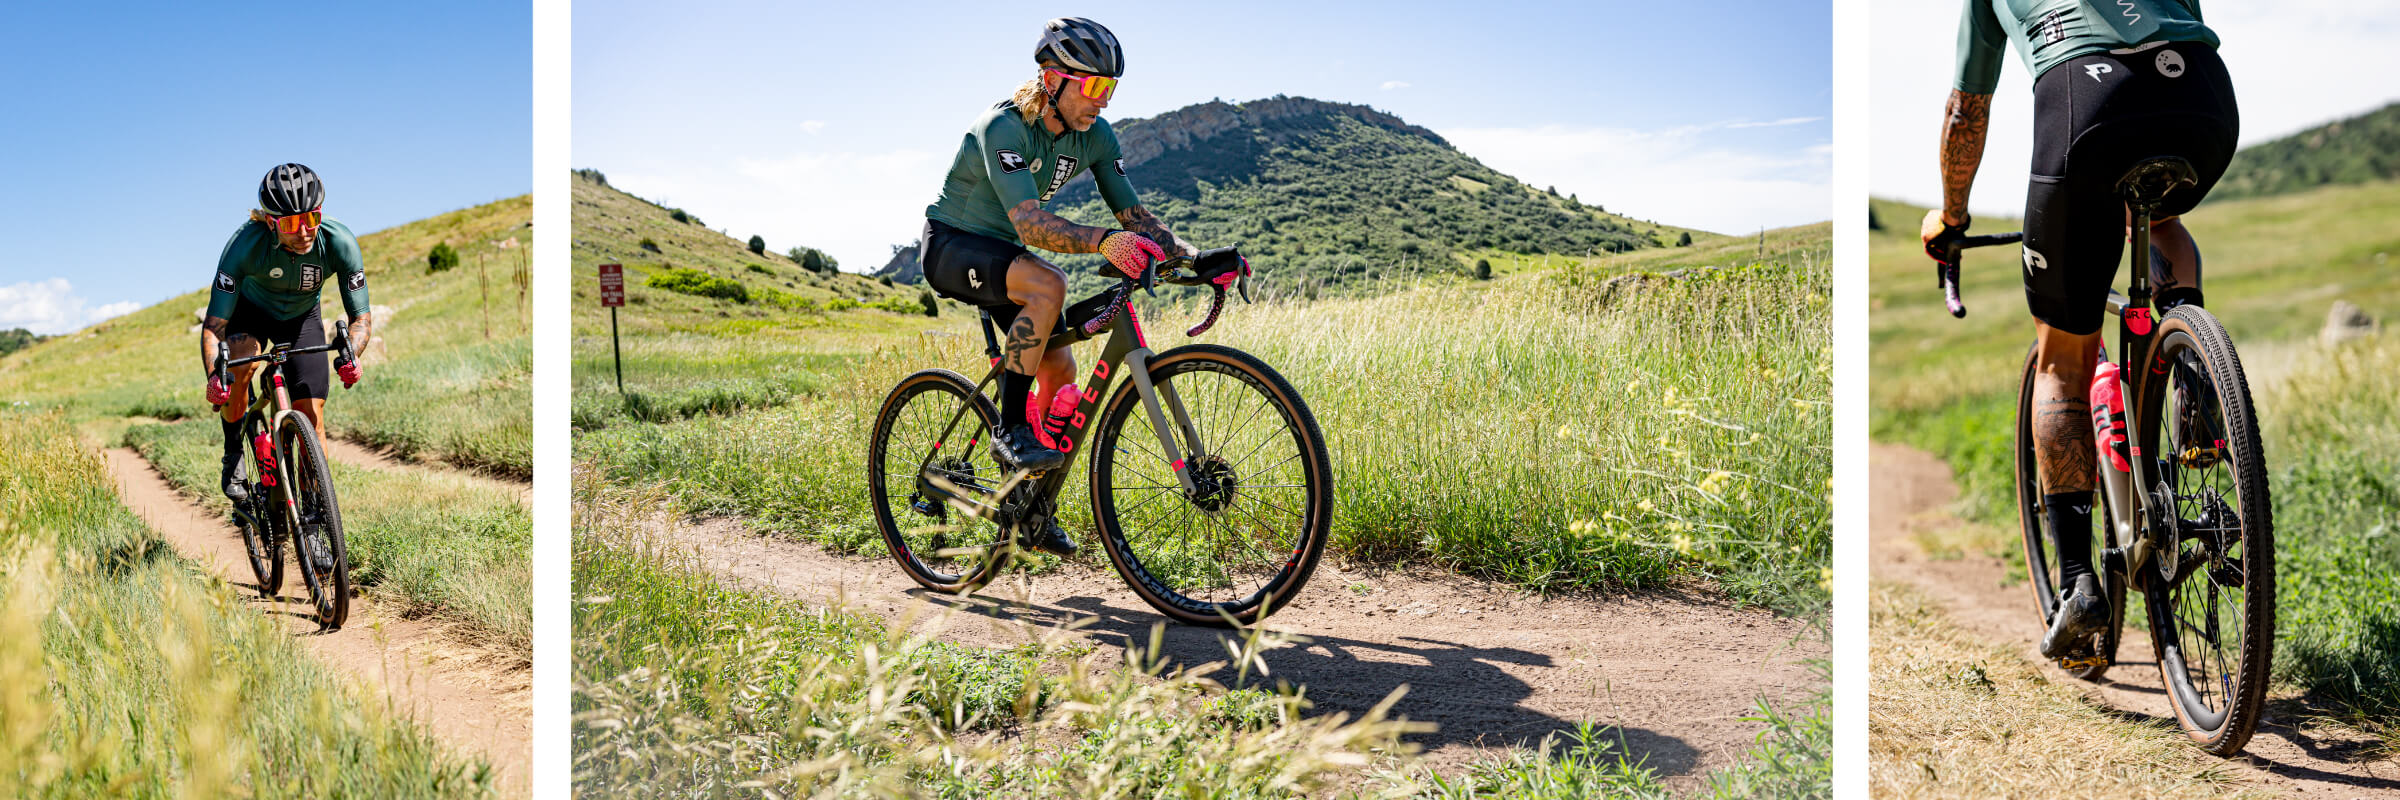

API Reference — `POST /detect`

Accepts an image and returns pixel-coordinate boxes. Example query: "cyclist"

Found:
[1921,1,2236,661]
[918,17,1215,557]
[201,163,373,502]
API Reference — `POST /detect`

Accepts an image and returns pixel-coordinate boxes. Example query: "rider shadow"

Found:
[908,587,1707,778]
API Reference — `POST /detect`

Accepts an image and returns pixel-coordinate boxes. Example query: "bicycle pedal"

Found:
[2056,653,2111,672]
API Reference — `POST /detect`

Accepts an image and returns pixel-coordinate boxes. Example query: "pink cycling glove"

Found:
[1098,230,1167,281]
[337,360,361,388]
[206,374,230,406]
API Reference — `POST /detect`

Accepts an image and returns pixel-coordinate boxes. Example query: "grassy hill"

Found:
[876,96,1713,298]
[2212,101,2400,201]
[0,196,535,795]
[1868,180,2400,742]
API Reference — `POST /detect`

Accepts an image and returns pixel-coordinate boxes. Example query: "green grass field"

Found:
[0,410,491,798]
[1869,183,2400,741]
[0,198,534,793]
[573,479,1828,799]
[577,222,1834,615]
[572,165,1833,797]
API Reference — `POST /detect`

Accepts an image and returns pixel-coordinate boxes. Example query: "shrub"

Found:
[638,237,660,253]
[799,248,828,273]
[427,242,460,273]
[574,167,609,186]
[826,297,859,311]
[879,276,893,287]
[747,234,766,255]
[1677,231,1694,247]
[645,267,748,303]
[745,263,771,275]
[1474,259,1492,280]
[919,290,939,317]
[669,208,690,223]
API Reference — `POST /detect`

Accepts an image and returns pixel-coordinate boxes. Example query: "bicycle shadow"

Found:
[2089,690,2400,791]
[906,586,1707,777]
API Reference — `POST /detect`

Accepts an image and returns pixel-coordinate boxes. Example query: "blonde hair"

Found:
[1011,62,1065,124]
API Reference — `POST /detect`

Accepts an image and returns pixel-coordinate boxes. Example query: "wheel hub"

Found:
[1186,455,1239,513]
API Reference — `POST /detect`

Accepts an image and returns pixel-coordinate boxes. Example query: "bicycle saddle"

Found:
[2115,157,2199,211]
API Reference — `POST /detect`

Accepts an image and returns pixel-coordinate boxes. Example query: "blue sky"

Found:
[0,2,530,335]
[1872,0,2400,215]
[576,0,1831,273]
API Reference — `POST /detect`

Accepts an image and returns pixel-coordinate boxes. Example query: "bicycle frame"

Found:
[2105,202,2175,585]
[970,285,1209,501]
[221,339,343,530]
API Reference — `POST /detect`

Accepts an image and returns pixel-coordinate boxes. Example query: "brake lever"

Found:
[1236,273,1252,304]
[1938,244,1967,318]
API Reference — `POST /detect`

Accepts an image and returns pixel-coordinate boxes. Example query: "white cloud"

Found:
[613,147,947,273]
[798,120,828,134]
[1439,123,1830,234]
[1380,80,1410,90]
[1726,116,1824,129]
[0,278,143,335]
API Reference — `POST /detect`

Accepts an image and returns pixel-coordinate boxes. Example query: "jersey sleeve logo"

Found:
[996,149,1029,173]
[215,273,236,293]
[1113,158,1126,176]
[347,272,367,292]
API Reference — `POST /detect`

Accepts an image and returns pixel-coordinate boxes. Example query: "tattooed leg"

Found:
[1002,253,1065,375]
[2145,216,2203,307]
[2032,322,2100,494]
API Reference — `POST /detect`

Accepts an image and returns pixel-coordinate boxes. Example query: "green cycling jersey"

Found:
[1956,0,2216,93]
[207,218,369,322]
[925,100,1143,245]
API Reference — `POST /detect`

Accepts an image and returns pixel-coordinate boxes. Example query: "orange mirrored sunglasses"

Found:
[270,209,322,235]
[1044,69,1117,103]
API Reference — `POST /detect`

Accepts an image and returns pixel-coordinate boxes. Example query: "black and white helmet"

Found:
[1035,17,1122,77]
[258,163,323,216]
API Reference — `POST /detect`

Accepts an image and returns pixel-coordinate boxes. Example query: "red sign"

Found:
[598,263,625,307]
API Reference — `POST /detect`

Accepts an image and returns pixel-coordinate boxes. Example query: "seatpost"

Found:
[978,310,1001,362]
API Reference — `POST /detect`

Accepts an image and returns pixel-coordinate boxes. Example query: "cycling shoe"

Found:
[221,454,249,503]
[992,423,1066,473]
[2040,574,2110,659]
[1021,516,1079,558]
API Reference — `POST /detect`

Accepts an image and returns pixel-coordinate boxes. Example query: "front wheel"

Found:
[1089,344,1333,627]
[278,416,350,631]
[2135,305,2272,755]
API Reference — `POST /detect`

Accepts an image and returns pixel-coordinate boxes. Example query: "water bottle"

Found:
[252,432,279,487]
[1039,385,1083,452]
[2090,353,2130,474]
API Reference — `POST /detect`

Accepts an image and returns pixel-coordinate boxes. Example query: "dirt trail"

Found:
[320,436,531,508]
[102,448,530,798]
[654,517,1826,785]
[1871,442,2400,799]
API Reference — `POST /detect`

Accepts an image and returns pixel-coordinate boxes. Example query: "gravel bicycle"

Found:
[868,246,1332,627]
[1942,156,2273,753]
[215,333,357,631]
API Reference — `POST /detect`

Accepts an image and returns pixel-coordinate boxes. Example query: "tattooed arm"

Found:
[1937,90,1994,227]
[200,317,230,375]
[1114,206,1195,257]
[1007,199,1110,254]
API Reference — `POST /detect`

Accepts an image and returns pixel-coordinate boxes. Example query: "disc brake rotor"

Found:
[1186,455,1240,514]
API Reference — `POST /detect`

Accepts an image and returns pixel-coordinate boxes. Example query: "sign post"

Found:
[598,263,626,393]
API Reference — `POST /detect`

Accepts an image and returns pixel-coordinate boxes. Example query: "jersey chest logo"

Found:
[298,263,323,292]
[1040,155,1080,202]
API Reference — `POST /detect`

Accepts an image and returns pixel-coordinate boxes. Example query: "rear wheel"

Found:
[868,369,1013,594]
[2135,306,2272,754]
[2012,345,2123,679]
[236,417,283,598]
[1089,345,1332,627]
[278,416,350,631]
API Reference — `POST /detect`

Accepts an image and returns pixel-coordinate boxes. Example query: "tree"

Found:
[1676,231,1693,247]
[918,289,939,317]
[427,242,460,272]
[800,248,827,273]
[747,234,766,255]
